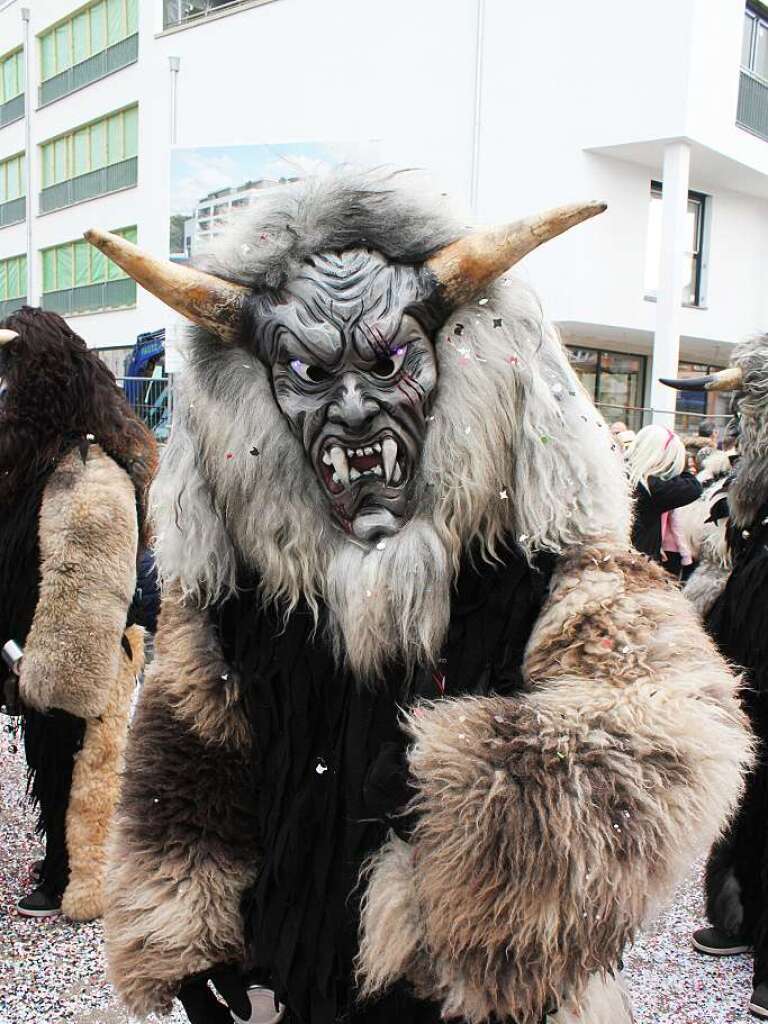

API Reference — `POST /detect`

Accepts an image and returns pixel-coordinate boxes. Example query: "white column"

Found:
[649,141,691,427]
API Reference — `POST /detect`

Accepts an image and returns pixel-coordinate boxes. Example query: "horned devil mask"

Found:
[85,196,604,543]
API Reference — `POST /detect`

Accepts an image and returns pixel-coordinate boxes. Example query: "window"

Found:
[39,0,138,82]
[674,362,731,435]
[42,226,137,293]
[163,1,253,30]
[0,255,27,302]
[743,5,768,81]
[566,347,647,432]
[41,106,138,188]
[644,181,707,307]
[0,49,24,104]
[0,154,25,204]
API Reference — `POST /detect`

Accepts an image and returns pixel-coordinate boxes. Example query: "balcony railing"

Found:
[39,157,137,214]
[164,0,250,29]
[737,68,768,142]
[0,296,26,320]
[41,278,136,316]
[39,34,139,107]
[0,196,25,228]
[0,92,24,128]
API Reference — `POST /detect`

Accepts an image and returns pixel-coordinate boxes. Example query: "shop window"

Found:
[567,346,646,431]
[674,362,731,437]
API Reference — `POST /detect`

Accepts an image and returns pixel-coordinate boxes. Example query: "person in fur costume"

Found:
[0,307,157,920]
[664,345,768,1018]
[90,173,750,1024]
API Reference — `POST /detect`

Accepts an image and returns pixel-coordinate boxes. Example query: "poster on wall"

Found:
[169,139,385,261]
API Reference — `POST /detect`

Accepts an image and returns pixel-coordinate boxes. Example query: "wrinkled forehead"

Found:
[250,249,435,364]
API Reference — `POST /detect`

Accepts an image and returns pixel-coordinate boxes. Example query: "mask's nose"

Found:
[327,373,379,433]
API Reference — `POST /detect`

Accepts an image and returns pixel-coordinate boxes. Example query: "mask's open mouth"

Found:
[318,433,407,495]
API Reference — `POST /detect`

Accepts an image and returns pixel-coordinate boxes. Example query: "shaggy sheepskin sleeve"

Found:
[103,589,261,1018]
[357,543,752,1024]
[19,446,138,719]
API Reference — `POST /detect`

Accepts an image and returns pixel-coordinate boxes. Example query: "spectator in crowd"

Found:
[627,424,703,562]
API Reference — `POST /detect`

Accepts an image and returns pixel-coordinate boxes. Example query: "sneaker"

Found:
[16,887,61,918]
[750,983,768,1018]
[692,926,752,955]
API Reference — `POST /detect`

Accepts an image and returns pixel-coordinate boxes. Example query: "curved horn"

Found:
[660,366,744,392]
[426,201,607,308]
[0,329,18,346]
[84,229,249,344]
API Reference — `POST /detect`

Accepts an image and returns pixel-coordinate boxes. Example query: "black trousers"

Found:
[706,752,768,986]
[22,706,85,899]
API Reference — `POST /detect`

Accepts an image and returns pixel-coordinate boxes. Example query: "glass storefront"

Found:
[566,346,647,431]
[674,361,730,436]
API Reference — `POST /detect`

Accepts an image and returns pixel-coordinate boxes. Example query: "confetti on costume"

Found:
[87,172,750,1024]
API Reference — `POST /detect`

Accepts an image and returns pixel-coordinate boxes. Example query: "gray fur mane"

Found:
[152,171,631,675]
[729,334,768,527]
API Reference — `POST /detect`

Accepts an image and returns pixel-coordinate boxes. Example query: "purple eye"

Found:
[371,343,408,380]
[288,359,332,384]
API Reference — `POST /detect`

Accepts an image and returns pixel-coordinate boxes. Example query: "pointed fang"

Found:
[382,438,398,484]
[329,446,350,488]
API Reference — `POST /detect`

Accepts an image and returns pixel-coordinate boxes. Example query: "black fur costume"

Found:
[705,511,768,983]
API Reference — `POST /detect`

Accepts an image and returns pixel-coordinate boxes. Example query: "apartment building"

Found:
[181,176,298,257]
[1,0,767,425]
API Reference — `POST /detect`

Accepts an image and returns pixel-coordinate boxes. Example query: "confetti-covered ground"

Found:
[0,735,758,1023]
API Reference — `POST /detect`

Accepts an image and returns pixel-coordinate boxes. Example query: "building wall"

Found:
[1,0,767,366]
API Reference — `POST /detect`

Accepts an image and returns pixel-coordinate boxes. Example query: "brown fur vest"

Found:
[17,445,142,920]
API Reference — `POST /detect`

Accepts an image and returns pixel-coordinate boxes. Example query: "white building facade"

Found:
[0,0,766,423]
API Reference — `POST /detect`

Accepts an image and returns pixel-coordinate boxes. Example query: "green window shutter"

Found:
[19,154,25,197]
[0,262,6,301]
[90,119,107,171]
[126,0,138,35]
[42,250,56,293]
[56,245,73,291]
[91,246,106,283]
[55,23,73,75]
[3,56,15,100]
[74,240,91,287]
[41,33,56,82]
[41,143,54,189]
[53,137,69,184]
[73,12,90,65]
[107,113,123,164]
[107,250,121,280]
[7,259,19,300]
[6,157,19,200]
[0,162,6,204]
[20,255,27,297]
[124,106,138,158]
[91,2,107,53]
[107,0,124,46]
[73,128,90,177]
